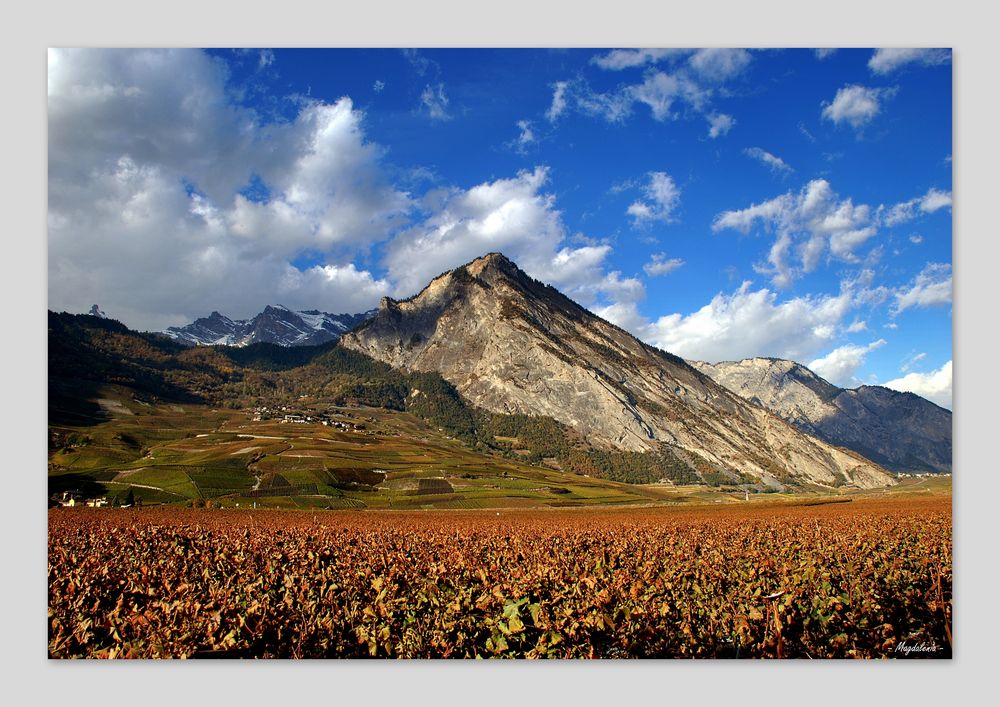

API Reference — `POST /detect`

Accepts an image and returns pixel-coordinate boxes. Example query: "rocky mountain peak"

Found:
[341,252,895,490]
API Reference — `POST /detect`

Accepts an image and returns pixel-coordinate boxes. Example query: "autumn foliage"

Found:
[48,497,951,659]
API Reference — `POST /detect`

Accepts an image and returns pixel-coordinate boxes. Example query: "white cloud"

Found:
[402,49,436,77]
[590,48,688,71]
[892,263,952,316]
[883,188,952,225]
[627,172,681,226]
[869,48,951,75]
[575,81,635,123]
[821,84,893,130]
[258,49,275,69]
[743,147,793,173]
[382,167,642,310]
[420,83,451,121]
[687,48,752,82]
[373,80,385,93]
[815,49,838,60]
[512,119,536,153]
[48,48,411,330]
[846,319,868,333]
[643,253,684,277]
[601,280,859,364]
[546,81,569,122]
[900,351,927,373]
[909,234,924,244]
[707,113,735,138]
[548,62,736,127]
[883,361,952,410]
[808,339,887,387]
[630,71,708,120]
[712,179,878,287]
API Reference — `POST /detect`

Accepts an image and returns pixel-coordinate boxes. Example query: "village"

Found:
[249,404,376,433]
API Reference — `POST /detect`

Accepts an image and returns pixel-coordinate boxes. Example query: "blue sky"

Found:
[47,48,952,406]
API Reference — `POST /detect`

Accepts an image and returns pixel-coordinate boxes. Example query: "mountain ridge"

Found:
[162,304,375,347]
[691,357,951,473]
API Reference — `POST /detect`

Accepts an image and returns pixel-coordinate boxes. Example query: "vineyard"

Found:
[48,496,951,659]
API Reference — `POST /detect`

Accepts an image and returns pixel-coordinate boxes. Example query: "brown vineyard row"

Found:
[48,497,951,659]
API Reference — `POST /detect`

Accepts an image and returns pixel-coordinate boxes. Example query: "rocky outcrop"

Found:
[341,253,895,489]
[692,357,952,473]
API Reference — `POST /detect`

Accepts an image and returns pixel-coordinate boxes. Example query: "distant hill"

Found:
[691,357,951,473]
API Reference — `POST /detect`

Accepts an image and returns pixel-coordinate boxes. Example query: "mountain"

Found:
[340,253,895,490]
[162,305,374,347]
[690,357,952,473]
[88,304,107,318]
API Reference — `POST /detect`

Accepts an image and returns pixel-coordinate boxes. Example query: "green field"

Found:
[48,391,667,509]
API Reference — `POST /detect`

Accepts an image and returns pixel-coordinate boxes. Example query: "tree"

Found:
[124,489,135,507]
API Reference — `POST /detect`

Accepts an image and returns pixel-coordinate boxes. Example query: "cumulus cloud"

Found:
[869,48,951,75]
[47,48,413,330]
[420,83,451,121]
[743,147,793,174]
[808,339,887,387]
[909,234,924,244]
[883,360,952,409]
[883,188,952,225]
[627,172,681,226]
[643,253,684,277]
[687,48,752,82]
[707,113,735,138]
[821,85,894,130]
[630,71,708,120]
[712,179,878,287]
[599,279,862,364]
[892,263,952,316]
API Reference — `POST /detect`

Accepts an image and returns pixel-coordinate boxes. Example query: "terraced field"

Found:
[48,396,679,509]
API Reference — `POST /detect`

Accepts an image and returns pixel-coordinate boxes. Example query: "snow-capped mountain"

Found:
[162,305,375,347]
[88,304,107,318]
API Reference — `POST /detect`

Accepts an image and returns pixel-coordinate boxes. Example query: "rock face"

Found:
[163,305,375,347]
[691,357,952,473]
[341,253,895,489]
